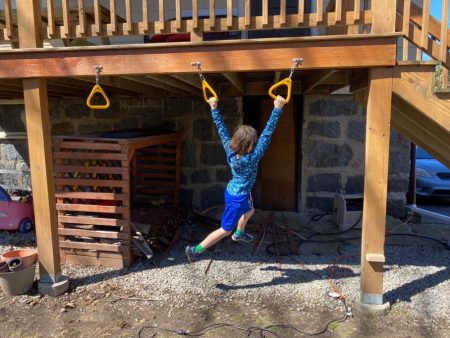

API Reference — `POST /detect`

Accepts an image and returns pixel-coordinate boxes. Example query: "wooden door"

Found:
[257,98,297,211]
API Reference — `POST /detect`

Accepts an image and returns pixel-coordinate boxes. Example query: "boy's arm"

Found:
[211,108,233,155]
[253,107,283,160]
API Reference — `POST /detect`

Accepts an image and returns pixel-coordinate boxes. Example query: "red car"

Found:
[0,186,34,233]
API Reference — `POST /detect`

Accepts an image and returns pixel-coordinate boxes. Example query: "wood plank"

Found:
[58,141,122,151]
[440,0,448,65]
[78,0,86,36]
[371,0,396,33]
[56,203,127,214]
[335,0,342,23]
[142,0,149,32]
[227,0,233,28]
[245,0,251,27]
[360,67,393,304]
[158,0,165,31]
[209,0,216,29]
[4,0,13,39]
[121,76,186,95]
[54,178,129,188]
[62,0,70,36]
[62,251,125,268]
[0,36,397,78]
[54,165,128,175]
[392,66,450,131]
[137,164,176,171]
[176,0,182,31]
[53,151,127,160]
[366,253,385,263]
[55,191,128,201]
[402,0,411,61]
[280,0,287,26]
[145,75,200,95]
[59,240,126,253]
[125,0,133,34]
[421,0,431,49]
[263,0,269,27]
[58,228,129,240]
[316,0,323,23]
[93,0,101,35]
[192,0,199,30]
[298,0,305,24]
[110,0,117,34]
[59,215,128,227]
[354,0,360,22]
[303,69,339,94]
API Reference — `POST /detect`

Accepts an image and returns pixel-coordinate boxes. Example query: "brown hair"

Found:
[229,125,257,156]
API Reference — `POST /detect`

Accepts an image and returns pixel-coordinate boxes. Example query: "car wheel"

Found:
[19,218,33,233]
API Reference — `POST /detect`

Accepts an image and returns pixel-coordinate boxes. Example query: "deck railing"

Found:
[0,1,448,81]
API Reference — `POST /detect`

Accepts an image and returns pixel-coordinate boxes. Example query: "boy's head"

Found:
[229,125,257,156]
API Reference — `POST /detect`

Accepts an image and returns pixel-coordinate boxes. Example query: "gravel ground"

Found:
[1,217,449,336]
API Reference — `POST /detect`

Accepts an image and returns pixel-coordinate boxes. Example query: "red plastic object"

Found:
[0,187,34,232]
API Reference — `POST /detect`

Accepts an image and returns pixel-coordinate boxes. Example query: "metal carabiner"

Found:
[191,62,219,103]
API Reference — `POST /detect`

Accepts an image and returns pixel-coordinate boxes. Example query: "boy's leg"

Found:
[236,208,255,232]
[198,227,231,251]
[232,208,255,242]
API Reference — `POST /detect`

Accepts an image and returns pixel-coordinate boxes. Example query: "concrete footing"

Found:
[38,275,69,297]
[355,301,391,316]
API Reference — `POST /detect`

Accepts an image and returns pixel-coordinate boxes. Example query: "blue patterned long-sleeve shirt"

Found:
[211,107,283,196]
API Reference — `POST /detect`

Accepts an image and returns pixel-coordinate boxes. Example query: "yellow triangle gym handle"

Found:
[87,84,110,110]
[268,77,292,103]
[202,80,219,103]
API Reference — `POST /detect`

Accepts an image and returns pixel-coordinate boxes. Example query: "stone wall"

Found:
[0,96,243,211]
[301,95,410,218]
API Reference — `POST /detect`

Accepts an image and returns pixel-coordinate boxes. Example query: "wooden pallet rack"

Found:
[53,133,181,268]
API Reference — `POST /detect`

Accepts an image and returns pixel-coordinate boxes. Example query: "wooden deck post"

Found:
[17,0,68,295]
[371,1,396,33]
[359,67,393,313]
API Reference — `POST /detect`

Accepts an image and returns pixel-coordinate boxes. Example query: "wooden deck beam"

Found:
[0,35,398,79]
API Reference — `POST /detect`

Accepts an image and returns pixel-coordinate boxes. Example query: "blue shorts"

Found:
[221,189,253,231]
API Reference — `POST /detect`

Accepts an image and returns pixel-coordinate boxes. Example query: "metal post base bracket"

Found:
[38,275,69,297]
[356,293,390,316]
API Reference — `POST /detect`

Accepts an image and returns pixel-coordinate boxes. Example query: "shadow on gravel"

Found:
[385,267,450,303]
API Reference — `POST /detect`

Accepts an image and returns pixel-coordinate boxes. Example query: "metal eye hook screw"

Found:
[191,61,205,81]
[93,65,103,84]
[288,58,304,79]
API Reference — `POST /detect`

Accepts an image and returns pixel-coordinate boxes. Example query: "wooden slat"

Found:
[93,0,101,35]
[280,0,287,26]
[298,0,304,24]
[354,0,360,22]
[371,0,396,33]
[421,0,430,48]
[159,0,165,31]
[176,0,182,31]
[54,178,129,188]
[59,228,129,240]
[440,0,449,66]
[62,0,70,36]
[58,141,122,151]
[54,165,128,175]
[110,0,117,34]
[402,0,411,61]
[139,147,176,154]
[62,251,125,268]
[125,0,133,34]
[227,0,233,28]
[55,191,128,201]
[137,164,176,171]
[4,0,13,39]
[245,0,251,27]
[316,0,323,23]
[56,203,127,214]
[53,151,127,160]
[335,0,342,23]
[78,0,86,36]
[193,0,199,29]
[45,0,56,38]
[142,0,149,32]
[262,0,269,26]
[209,0,216,29]
[59,215,128,227]
[59,240,127,253]
[138,155,177,162]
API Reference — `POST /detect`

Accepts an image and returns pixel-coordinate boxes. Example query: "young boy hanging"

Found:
[185,95,286,262]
